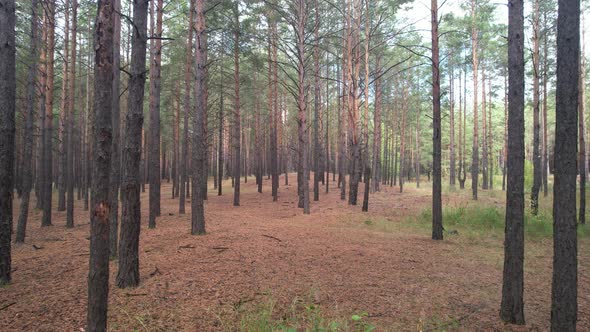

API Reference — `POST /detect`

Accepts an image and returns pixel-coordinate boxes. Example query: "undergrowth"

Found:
[412,205,590,240]
[229,292,375,332]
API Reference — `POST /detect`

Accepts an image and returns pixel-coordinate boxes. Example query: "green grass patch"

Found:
[410,205,590,240]
[232,292,375,332]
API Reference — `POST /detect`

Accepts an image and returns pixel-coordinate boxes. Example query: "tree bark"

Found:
[179,0,194,214]
[431,0,443,240]
[109,0,121,257]
[58,0,70,212]
[551,0,579,329]
[191,0,206,235]
[481,65,488,190]
[148,0,163,228]
[531,0,541,215]
[232,3,241,207]
[0,0,16,284]
[116,0,148,289]
[500,0,525,324]
[66,0,78,228]
[449,64,456,187]
[87,0,114,329]
[470,0,479,200]
[542,10,549,197]
[578,38,586,224]
[16,0,39,243]
[42,0,56,227]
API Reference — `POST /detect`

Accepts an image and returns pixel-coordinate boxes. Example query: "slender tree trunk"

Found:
[296,0,310,214]
[578,38,586,224]
[16,0,39,243]
[313,0,320,202]
[449,64,456,187]
[399,86,408,193]
[191,0,206,234]
[542,10,549,197]
[117,0,148,289]
[470,0,479,200]
[58,0,70,212]
[502,71,508,191]
[66,0,78,228]
[179,0,194,214]
[488,78,494,190]
[458,69,466,189]
[148,0,163,228]
[0,0,16,284]
[431,0,443,240]
[109,0,121,257]
[531,0,541,215]
[218,63,225,195]
[481,65,488,190]
[233,4,241,207]
[42,0,56,227]
[371,58,382,193]
[36,19,47,210]
[551,0,579,329]
[87,0,114,328]
[172,88,180,198]
[500,0,525,324]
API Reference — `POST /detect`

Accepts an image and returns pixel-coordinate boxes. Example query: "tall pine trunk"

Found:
[116,0,148,289]
[179,0,194,214]
[500,0,525,324]
[191,0,206,235]
[531,0,541,215]
[551,0,579,329]
[431,0,443,240]
[470,0,479,200]
[0,0,16,284]
[148,0,163,228]
[86,0,114,328]
[16,0,39,243]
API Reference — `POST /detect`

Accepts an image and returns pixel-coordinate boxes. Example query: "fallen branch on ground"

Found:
[0,302,16,311]
[262,234,282,242]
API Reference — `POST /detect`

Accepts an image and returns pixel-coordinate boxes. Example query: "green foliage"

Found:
[234,293,375,332]
[414,204,590,240]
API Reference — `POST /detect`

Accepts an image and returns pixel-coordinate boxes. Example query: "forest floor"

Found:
[1,174,589,331]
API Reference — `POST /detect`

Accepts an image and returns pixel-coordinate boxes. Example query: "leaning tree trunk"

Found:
[116,0,148,289]
[87,0,114,329]
[500,0,525,325]
[551,0,580,329]
[0,0,16,284]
